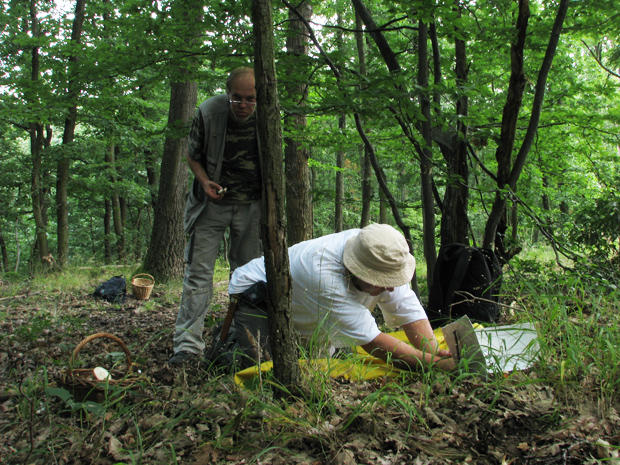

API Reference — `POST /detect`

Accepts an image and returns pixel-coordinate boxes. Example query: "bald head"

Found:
[226,67,256,122]
[226,67,255,92]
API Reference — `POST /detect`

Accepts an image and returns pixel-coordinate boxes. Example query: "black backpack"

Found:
[93,275,127,304]
[426,244,502,328]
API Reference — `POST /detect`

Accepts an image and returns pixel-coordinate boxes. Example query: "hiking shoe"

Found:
[168,350,198,365]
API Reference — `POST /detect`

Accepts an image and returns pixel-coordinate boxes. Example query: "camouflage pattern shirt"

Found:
[219,113,261,203]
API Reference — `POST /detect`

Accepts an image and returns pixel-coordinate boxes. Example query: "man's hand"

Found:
[186,155,226,201]
[361,332,456,372]
[202,180,226,201]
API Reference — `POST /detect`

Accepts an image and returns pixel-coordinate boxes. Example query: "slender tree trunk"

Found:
[284,1,313,246]
[355,11,372,228]
[483,0,569,254]
[105,144,126,261]
[144,148,159,209]
[253,0,301,396]
[27,0,51,268]
[335,113,345,232]
[0,226,7,272]
[482,0,529,252]
[379,173,387,224]
[440,3,470,246]
[104,198,112,264]
[57,0,86,267]
[418,20,436,287]
[360,143,373,227]
[334,12,346,233]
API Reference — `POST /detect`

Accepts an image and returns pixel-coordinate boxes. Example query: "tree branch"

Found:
[581,39,620,80]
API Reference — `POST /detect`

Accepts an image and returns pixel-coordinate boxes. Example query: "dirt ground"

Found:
[1,281,619,464]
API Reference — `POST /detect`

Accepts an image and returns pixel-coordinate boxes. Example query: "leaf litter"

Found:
[0,279,619,464]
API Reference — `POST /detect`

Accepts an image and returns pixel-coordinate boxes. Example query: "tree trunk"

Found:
[483,0,569,254]
[104,144,126,262]
[104,197,112,264]
[360,144,373,228]
[482,0,529,252]
[335,113,345,232]
[284,1,313,246]
[379,174,387,224]
[143,0,198,282]
[418,20,436,288]
[0,225,7,272]
[355,11,372,228]
[57,0,86,267]
[144,148,159,209]
[439,3,470,246]
[252,0,302,396]
[142,79,195,282]
[26,1,51,269]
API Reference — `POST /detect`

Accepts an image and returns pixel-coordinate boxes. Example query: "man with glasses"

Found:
[169,67,263,365]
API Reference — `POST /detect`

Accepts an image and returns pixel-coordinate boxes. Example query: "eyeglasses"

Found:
[229,99,256,107]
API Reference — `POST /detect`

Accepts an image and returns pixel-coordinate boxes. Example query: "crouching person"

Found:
[223,224,455,372]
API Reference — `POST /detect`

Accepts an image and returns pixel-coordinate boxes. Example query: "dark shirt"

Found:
[219,113,261,203]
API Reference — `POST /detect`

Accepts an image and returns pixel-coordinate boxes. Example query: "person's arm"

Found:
[186,155,224,200]
[361,319,455,371]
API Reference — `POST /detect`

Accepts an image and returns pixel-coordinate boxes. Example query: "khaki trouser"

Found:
[173,200,262,355]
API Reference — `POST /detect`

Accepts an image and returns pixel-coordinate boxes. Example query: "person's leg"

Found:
[228,200,262,274]
[172,202,232,359]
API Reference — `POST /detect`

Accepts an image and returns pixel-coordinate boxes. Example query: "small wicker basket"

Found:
[131,273,154,300]
[60,333,136,403]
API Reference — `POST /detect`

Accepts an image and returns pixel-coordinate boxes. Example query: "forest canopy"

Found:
[1,0,618,281]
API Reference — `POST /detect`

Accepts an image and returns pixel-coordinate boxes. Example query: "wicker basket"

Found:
[60,333,136,403]
[131,273,154,300]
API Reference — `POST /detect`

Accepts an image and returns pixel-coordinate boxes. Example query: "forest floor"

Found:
[1,273,619,465]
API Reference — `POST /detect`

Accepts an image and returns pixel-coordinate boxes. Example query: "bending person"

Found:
[227,224,454,371]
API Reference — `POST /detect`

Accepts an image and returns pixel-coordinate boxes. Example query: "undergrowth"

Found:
[1,251,619,464]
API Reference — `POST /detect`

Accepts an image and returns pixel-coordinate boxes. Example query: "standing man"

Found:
[170,67,263,364]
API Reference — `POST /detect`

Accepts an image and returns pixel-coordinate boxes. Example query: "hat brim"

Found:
[343,237,415,288]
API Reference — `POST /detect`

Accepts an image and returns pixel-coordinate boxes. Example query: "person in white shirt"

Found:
[227,224,454,371]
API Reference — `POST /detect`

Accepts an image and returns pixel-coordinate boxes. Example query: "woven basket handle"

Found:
[131,274,154,285]
[69,332,133,375]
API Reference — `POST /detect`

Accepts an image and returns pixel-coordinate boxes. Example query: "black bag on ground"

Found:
[426,244,502,328]
[204,322,244,372]
[93,275,127,304]
[205,281,269,372]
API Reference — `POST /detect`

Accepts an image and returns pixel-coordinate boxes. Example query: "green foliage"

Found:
[567,189,620,264]
[0,0,618,281]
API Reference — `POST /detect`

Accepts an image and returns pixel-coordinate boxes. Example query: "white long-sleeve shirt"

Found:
[228,229,427,348]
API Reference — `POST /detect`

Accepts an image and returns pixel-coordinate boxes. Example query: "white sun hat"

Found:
[343,224,416,288]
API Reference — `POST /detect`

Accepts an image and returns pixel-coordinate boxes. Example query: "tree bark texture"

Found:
[0,227,7,272]
[482,0,529,251]
[439,4,470,246]
[355,11,372,228]
[142,79,195,282]
[335,112,345,232]
[104,197,112,264]
[57,0,86,267]
[27,0,50,267]
[253,0,302,395]
[284,1,313,246]
[143,0,199,282]
[417,20,437,288]
[483,0,568,252]
[104,145,126,261]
